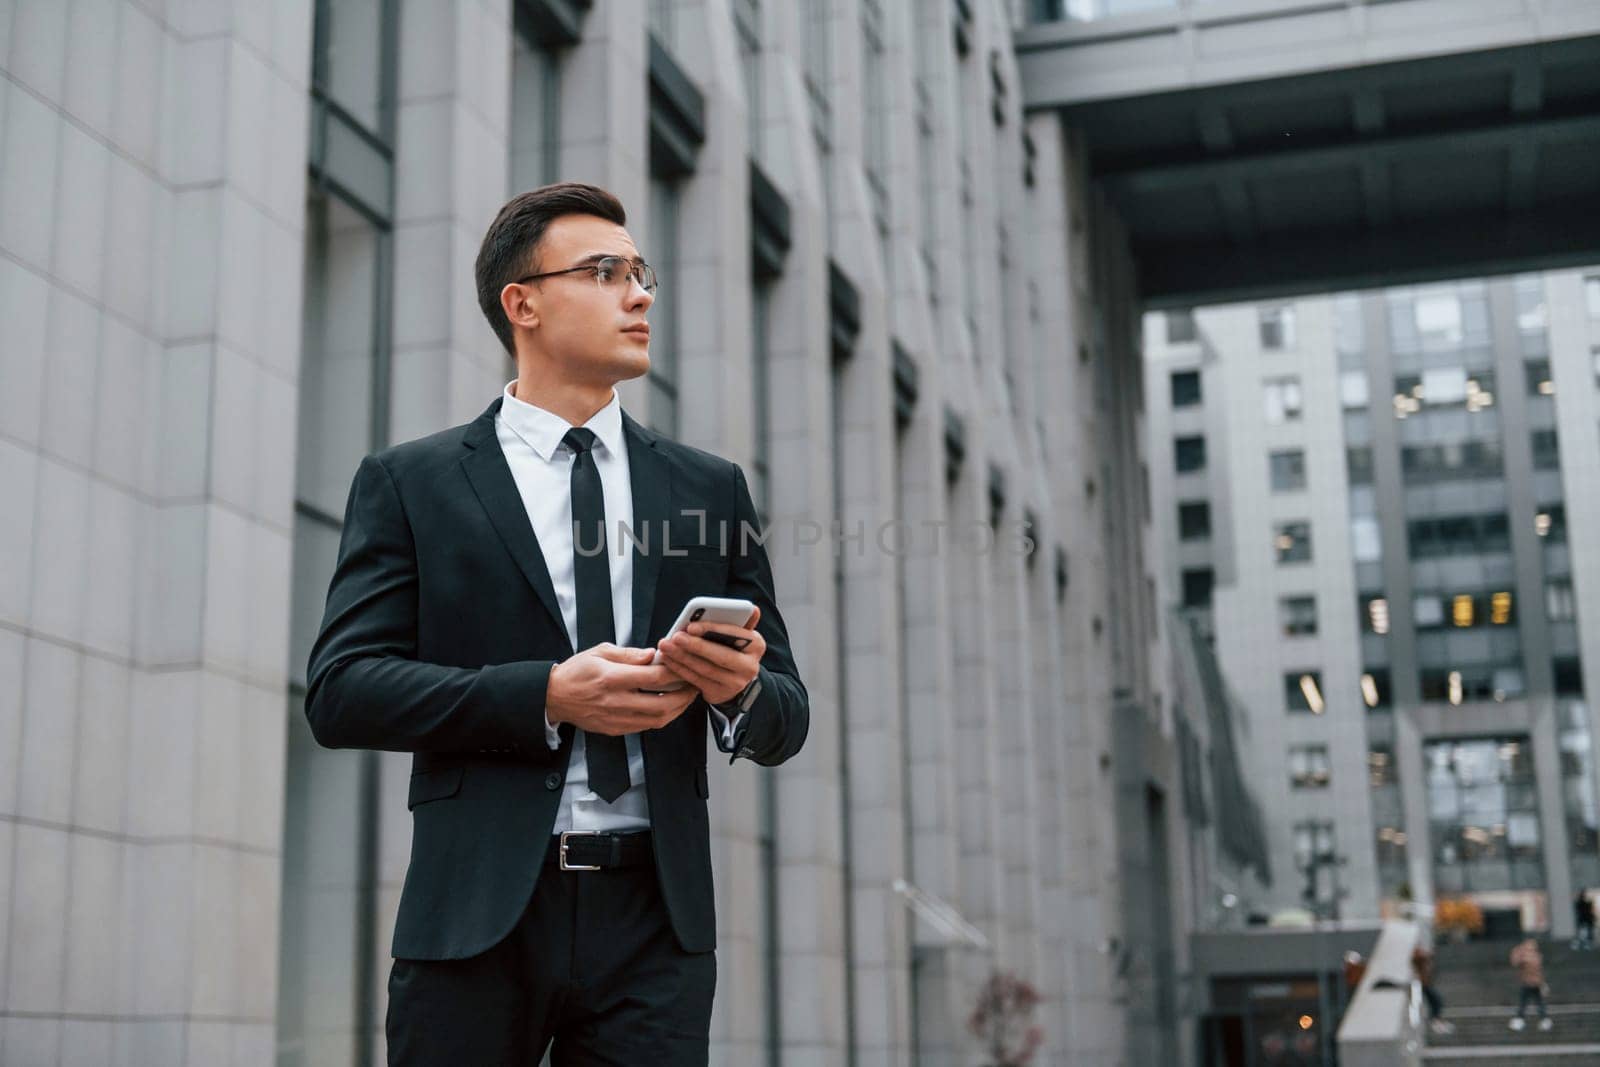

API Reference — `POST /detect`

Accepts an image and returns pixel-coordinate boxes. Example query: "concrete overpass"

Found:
[1016,0,1600,307]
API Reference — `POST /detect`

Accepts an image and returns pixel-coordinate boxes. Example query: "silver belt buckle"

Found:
[559,830,603,871]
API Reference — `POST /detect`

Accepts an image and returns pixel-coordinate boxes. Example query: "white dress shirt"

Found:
[496,383,653,833]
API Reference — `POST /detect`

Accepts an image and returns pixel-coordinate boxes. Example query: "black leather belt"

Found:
[546,831,653,871]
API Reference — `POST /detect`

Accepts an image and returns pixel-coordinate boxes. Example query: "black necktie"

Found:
[564,428,631,802]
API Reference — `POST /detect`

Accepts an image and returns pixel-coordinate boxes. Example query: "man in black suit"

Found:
[305,181,809,1065]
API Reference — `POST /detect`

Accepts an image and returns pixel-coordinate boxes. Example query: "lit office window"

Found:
[1275,521,1312,564]
[1285,670,1324,714]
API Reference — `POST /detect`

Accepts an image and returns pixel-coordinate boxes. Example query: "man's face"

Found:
[514,214,655,387]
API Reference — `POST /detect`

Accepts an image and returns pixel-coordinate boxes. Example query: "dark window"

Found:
[1285,670,1324,713]
[1280,595,1318,636]
[1346,446,1374,486]
[1555,657,1584,697]
[1166,309,1197,344]
[1175,435,1206,473]
[1407,513,1510,559]
[1170,370,1201,408]
[1269,449,1307,492]
[1401,441,1504,484]
[1531,428,1560,470]
[1178,501,1211,541]
[1525,359,1553,396]
[1182,568,1214,609]
[1275,521,1312,564]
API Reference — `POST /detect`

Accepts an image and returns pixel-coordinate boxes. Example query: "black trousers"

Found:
[1516,983,1547,1019]
[386,842,716,1065]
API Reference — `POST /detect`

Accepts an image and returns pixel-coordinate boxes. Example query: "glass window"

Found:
[1182,568,1214,609]
[1414,288,1463,347]
[1166,309,1197,344]
[1279,595,1317,637]
[1285,670,1324,713]
[1525,359,1554,397]
[1269,449,1306,492]
[1555,657,1585,697]
[1340,370,1369,409]
[1334,293,1364,359]
[1362,668,1391,709]
[1536,505,1566,544]
[1408,512,1511,559]
[1426,737,1543,891]
[1170,369,1201,407]
[1174,435,1206,473]
[1350,517,1381,563]
[1260,304,1296,350]
[1290,744,1331,789]
[1362,595,1390,635]
[1178,500,1210,541]
[1346,446,1374,487]
[1263,377,1303,423]
[646,176,680,436]
[312,0,389,136]
[1531,428,1560,470]
[510,26,562,189]
[1275,521,1312,564]
[1400,440,1504,484]
[1548,580,1577,622]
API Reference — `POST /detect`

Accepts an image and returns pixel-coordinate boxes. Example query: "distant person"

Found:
[1573,889,1596,950]
[1508,938,1552,1032]
[1411,943,1453,1035]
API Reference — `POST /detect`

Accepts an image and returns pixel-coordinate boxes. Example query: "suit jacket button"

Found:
[544,772,563,791]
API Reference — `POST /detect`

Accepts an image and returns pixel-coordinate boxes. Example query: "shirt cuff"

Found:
[544,711,561,750]
[708,703,743,752]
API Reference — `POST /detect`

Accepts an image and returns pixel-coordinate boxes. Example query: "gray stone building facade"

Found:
[1145,272,1600,937]
[0,1,1247,1065]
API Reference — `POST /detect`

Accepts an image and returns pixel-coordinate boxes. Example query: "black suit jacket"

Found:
[305,398,809,959]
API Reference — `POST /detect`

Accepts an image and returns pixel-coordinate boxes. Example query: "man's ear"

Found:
[500,282,539,331]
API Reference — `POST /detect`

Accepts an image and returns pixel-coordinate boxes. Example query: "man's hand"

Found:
[655,607,766,706]
[546,643,700,736]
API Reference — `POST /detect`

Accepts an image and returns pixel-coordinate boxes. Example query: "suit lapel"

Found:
[460,398,573,655]
[624,411,672,647]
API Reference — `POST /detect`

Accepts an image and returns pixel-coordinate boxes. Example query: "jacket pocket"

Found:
[407,767,464,810]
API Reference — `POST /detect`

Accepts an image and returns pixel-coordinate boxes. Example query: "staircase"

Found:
[1423,937,1600,1065]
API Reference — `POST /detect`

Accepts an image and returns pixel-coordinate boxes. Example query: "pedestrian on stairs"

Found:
[1411,943,1453,1035]
[1508,937,1553,1032]
[1573,889,1596,950]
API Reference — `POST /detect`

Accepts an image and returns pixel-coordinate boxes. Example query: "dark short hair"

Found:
[474,182,628,355]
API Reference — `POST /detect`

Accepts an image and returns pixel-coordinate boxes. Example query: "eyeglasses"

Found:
[517,255,658,294]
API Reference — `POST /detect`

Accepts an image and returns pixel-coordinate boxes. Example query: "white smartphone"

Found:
[642,596,758,693]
